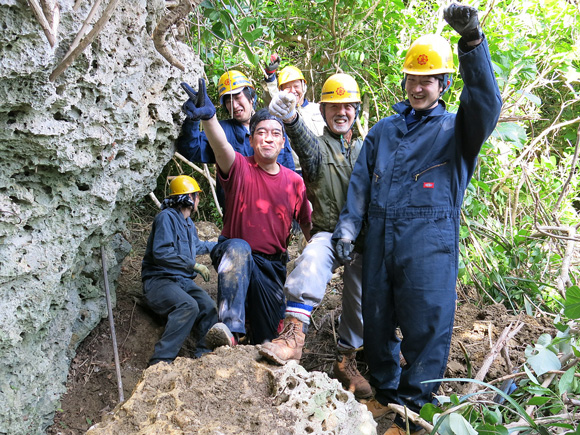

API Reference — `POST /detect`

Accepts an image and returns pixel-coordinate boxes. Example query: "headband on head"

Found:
[249,108,286,136]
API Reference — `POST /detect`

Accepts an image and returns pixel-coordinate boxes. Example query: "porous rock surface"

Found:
[87,346,377,434]
[0,0,200,433]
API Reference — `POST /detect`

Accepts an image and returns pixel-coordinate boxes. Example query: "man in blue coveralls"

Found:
[176,70,295,209]
[141,175,218,366]
[332,3,502,434]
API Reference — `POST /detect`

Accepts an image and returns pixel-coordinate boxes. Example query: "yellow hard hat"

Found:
[278,66,306,89]
[217,70,254,100]
[402,34,454,75]
[169,175,201,196]
[320,73,361,103]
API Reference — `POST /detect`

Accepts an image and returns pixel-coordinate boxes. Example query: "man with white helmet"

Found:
[333,4,502,433]
[177,70,295,207]
[141,175,218,366]
[260,73,372,399]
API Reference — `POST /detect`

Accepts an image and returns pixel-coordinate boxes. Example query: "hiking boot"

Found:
[384,423,424,435]
[259,316,305,365]
[362,398,391,419]
[333,349,372,398]
[205,323,236,350]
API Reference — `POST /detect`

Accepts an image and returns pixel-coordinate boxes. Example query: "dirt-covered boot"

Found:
[259,316,306,365]
[333,349,372,399]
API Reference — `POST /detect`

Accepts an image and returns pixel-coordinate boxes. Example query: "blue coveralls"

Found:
[176,118,296,207]
[333,37,502,427]
[141,207,218,365]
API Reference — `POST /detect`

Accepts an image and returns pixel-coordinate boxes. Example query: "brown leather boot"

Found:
[333,349,372,398]
[259,316,305,365]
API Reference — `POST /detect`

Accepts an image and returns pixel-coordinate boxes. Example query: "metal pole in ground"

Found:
[100,245,124,403]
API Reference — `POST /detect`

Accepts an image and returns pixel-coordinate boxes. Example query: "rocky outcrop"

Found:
[86,347,377,434]
[0,0,200,433]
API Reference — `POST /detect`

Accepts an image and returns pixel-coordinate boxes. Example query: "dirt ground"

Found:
[46,219,556,434]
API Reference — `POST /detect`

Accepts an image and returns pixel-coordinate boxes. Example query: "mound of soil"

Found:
[47,221,555,434]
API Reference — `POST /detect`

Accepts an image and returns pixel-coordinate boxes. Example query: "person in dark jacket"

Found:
[176,70,295,209]
[332,4,502,434]
[141,175,217,366]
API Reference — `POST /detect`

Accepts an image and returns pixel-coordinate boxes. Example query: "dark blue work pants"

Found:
[363,215,458,431]
[143,275,217,364]
[211,237,286,344]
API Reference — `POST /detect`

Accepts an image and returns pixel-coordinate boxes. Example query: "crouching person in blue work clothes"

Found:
[180,79,312,348]
[332,4,502,433]
[141,175,218,366]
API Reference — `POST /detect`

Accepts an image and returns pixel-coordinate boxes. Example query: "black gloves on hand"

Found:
[443,3,483,42]
[265,53,281,76]
[335,239,354,264]
[181,78,216,121]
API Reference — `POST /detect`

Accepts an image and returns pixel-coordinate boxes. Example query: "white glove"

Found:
[269,91,297,122]
[193,263,211,282]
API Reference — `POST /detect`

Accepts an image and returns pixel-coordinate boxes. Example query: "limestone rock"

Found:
[0,0,200,432]
[87,346,377,434]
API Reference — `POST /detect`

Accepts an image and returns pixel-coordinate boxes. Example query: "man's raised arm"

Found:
[180,79,235,174]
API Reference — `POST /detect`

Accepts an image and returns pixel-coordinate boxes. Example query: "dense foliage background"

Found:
[153,0,580,432]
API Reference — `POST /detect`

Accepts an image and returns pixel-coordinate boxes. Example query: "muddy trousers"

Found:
[211,237,286,344]
[363,216,458,432]
[283,231,363,350]
[143,276,218,364]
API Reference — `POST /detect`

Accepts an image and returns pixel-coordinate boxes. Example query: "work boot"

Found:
[259,316,305,365]
[383,423,424,435]
[362,398,391,419]
[205,322,236,350]
[333,349,372,399]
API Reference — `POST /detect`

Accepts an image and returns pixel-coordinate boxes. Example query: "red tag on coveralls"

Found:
[423,182,434,188]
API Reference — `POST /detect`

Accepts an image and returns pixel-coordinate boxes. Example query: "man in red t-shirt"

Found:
[180,80,312,346]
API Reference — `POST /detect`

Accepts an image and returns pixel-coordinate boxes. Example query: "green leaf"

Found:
[450,393,460,405]
[564,286,580,319]
[515,89,542,106]
[419,403,441,423]
[526,396,551,406]
[492,122,527,146]
[558,366,576,395]
[471,179,491,192]
[434,413,478,435]
[524,384,553,396]
[537,425,551,435]
[250,28,264,41]
[482,408,502,425]
[476,424,509,435]
[242,31,256,43]
[525,335,561,376]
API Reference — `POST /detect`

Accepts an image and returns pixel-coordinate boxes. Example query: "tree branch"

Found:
[49,0,122,81]
[152,0,197,71]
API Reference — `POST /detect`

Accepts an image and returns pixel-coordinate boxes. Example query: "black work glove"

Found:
[181,78,216,121]
[334,239,354,264]
[443,3,483,42]
[264,53,281,80]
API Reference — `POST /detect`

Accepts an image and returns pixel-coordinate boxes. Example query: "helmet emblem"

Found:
[224,78,231,86]
[417,54,428,65]
[336,86,346,96]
